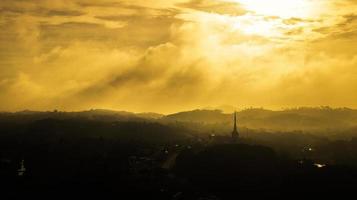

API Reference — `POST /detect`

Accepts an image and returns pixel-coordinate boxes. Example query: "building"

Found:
[231,111,239,141]
[209,112,239,144]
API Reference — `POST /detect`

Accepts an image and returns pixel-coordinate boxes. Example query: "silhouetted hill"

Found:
[163,107,357,133]
[136,112,164,119]
[2,107,357,136]
[0,109,163,124]
[164,109,227,123]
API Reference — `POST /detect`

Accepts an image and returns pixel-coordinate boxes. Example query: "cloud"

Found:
[0,0,357,112]
[178,0,247,16]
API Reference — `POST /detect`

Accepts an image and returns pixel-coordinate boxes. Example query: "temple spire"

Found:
[232,111,239,140]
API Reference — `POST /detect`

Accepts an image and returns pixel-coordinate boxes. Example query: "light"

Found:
[314,163,326,168]
[237,0,312,18]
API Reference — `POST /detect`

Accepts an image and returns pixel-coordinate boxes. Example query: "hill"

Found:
[162,107,357,133]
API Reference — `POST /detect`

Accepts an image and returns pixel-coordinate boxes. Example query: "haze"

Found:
[1,0,357,113]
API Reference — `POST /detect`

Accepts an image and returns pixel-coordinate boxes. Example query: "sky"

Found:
[0,0,357,113]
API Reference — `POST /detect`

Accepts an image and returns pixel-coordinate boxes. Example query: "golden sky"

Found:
[0,0,357,113]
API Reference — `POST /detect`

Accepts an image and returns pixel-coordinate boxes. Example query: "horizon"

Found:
[1,105,356,115]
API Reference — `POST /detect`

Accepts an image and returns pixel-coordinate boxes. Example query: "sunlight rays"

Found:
[237,0,313,18]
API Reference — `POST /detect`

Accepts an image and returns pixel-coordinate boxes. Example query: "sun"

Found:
[237,0,313,18]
